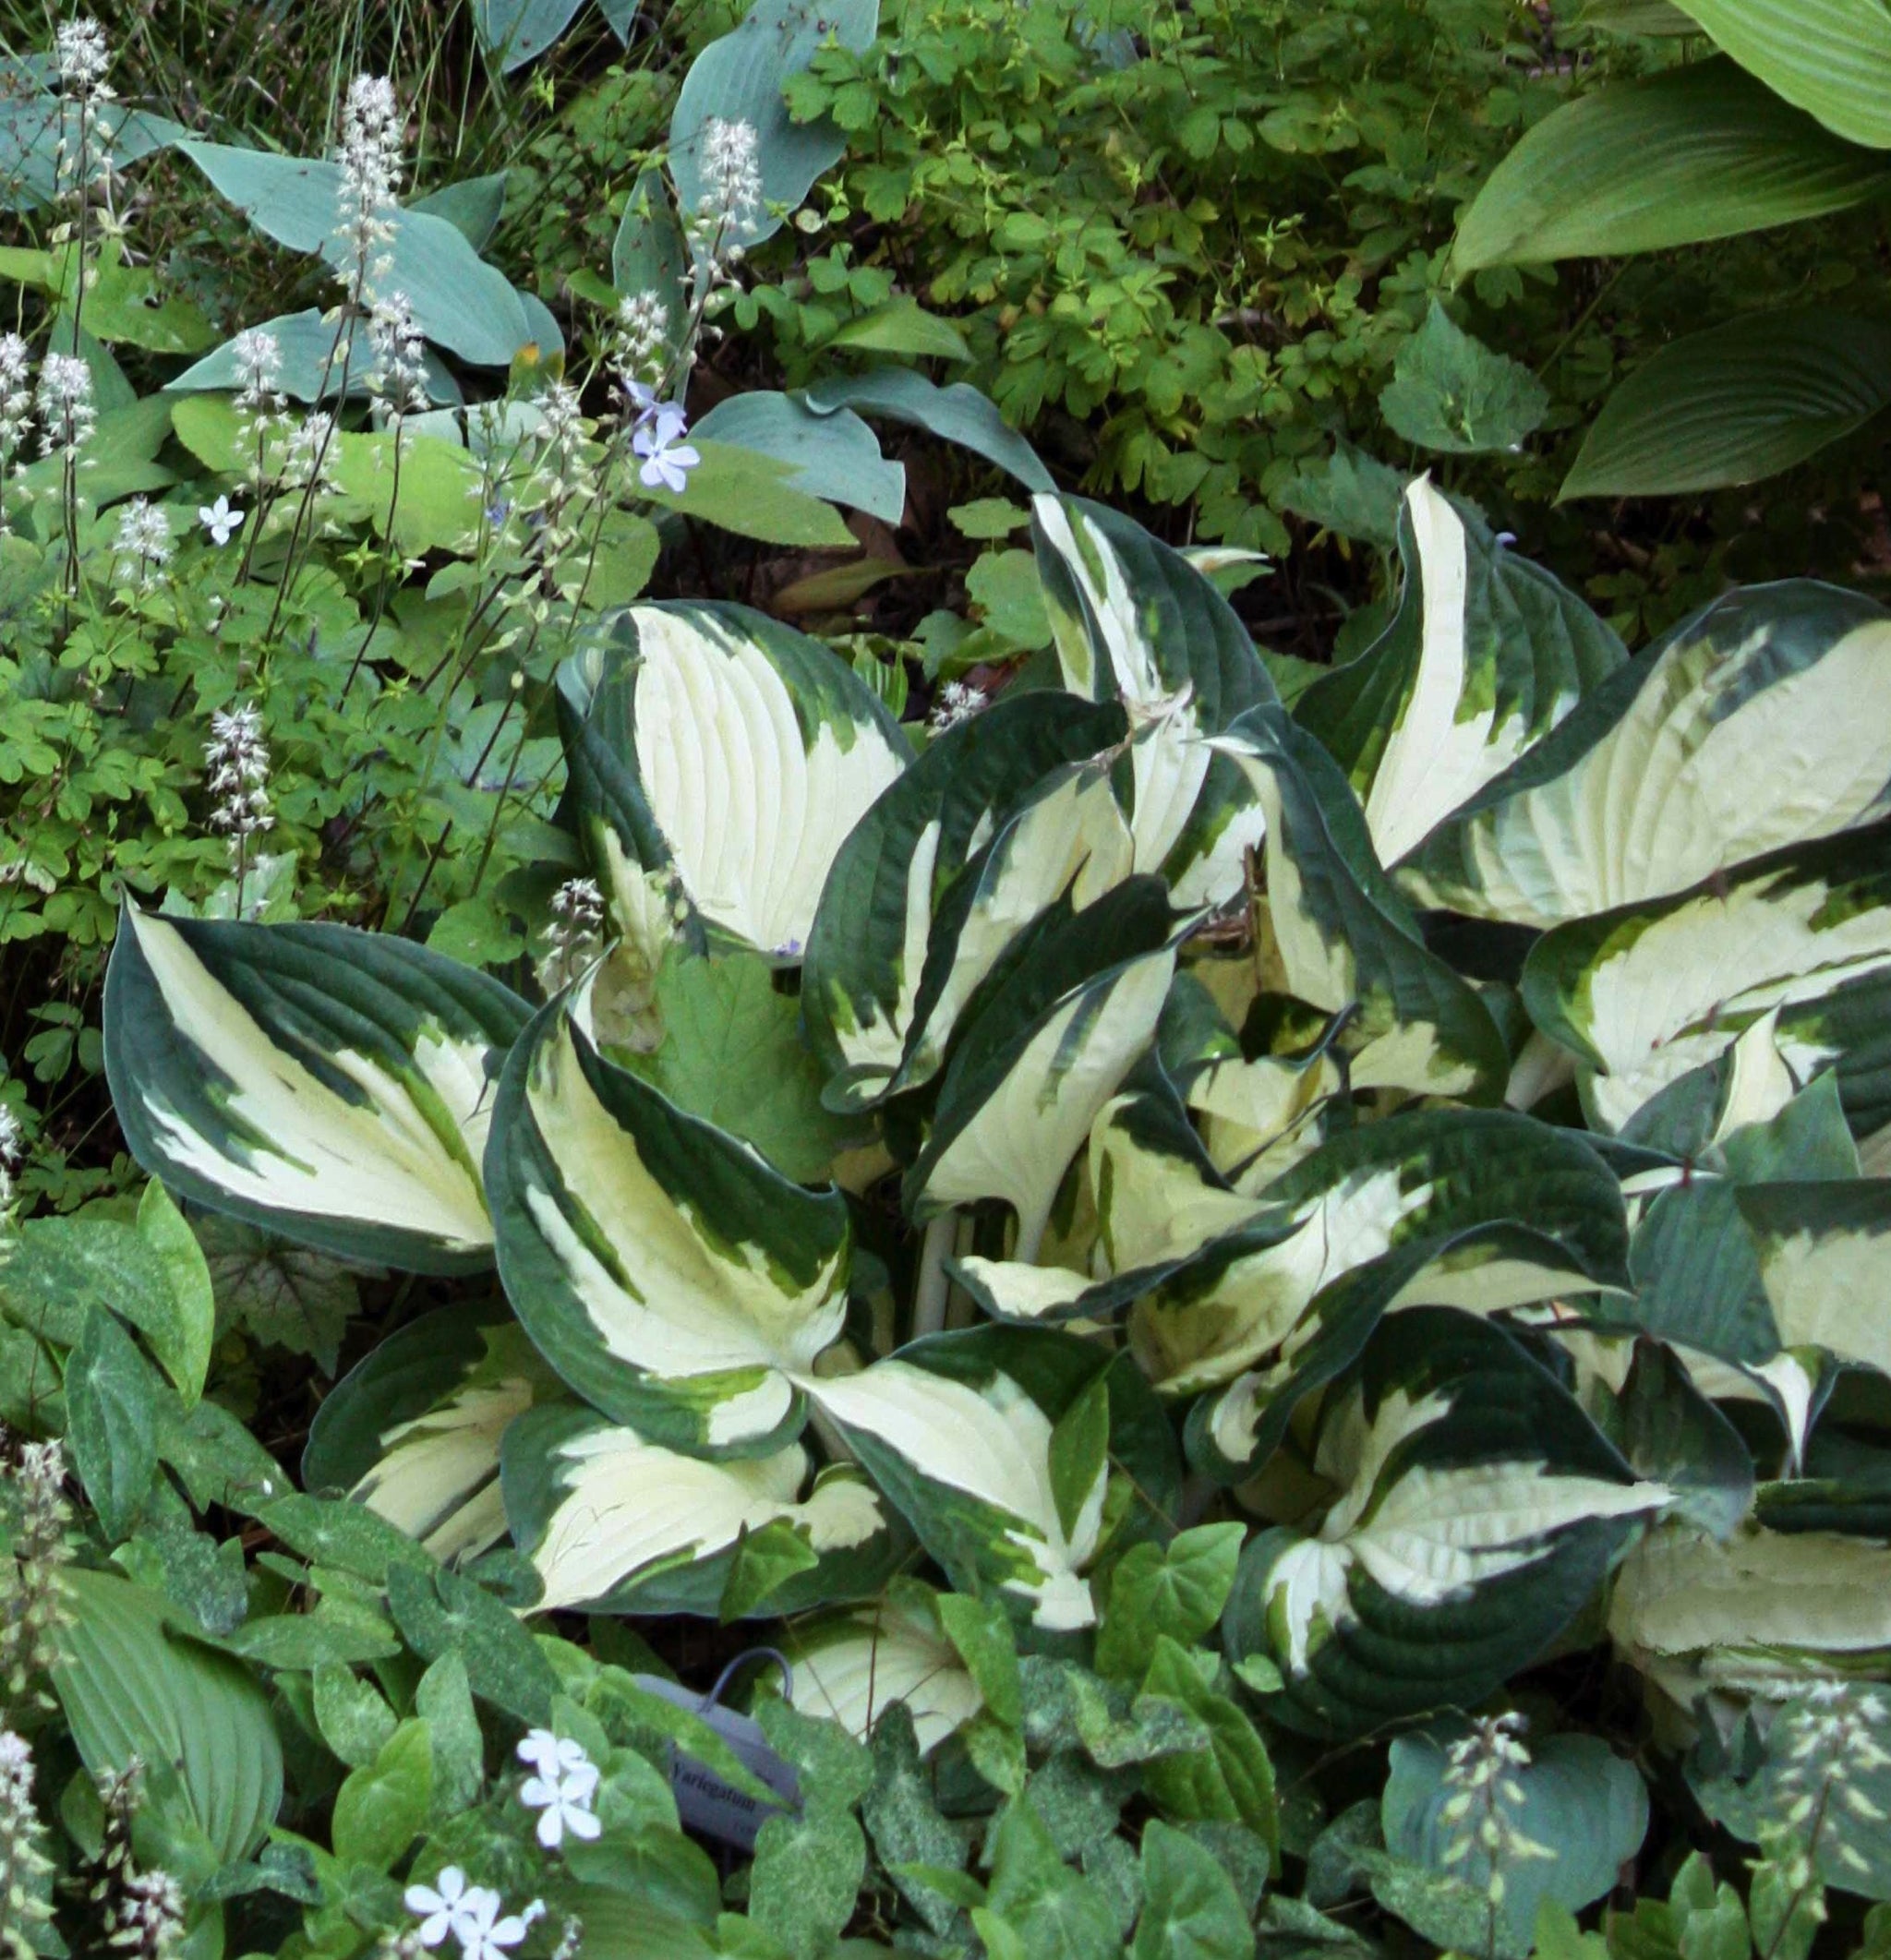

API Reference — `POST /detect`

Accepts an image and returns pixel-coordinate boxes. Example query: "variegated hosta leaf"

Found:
[1609,1523,1891,1707]
[1521,820,1891,1136]
[104,908,530,1274]
[1129,1107,1629,1399]
[500,1403,897,1616]
[1403,583,1891,928]
[556,602,911,960]
[1225,1307,1670,1738]
[303,1312,553,1565]
[1214,707,1510,1103]
[802,691,1127,1110]
[1032,492,1273,905]
[1031,493,1273,727]
[806,1330,1179,1635]
[1740,1181,1891,1382]
[1295,477,1625,869]
[785,1596,984,1754]
[485,992,850,1455]
[1185,1021,1349,1191]
[903,879,1186,1261]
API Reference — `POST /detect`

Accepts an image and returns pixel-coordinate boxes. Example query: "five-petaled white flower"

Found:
[517,1730,602,1849]
[199,494,245,546]
[632,404,700,495]
[403,1866,476,1948]
[456,1889,544,1960]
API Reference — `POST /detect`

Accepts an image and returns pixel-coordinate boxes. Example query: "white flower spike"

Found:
[199,495,245,546]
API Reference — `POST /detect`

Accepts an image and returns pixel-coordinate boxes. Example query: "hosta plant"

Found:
[92,444,1891,1942]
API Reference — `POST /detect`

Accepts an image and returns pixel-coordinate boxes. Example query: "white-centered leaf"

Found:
[786,1601,984,1755]
[1227,1309,1668,1737]
[1295,480,1624,868]
[1522,822,1891,1135]
[557,602,910,959]
[807,1353,1111,1633]
[486,991,850,1454]
[1405,583,1891,927]
[503,1404,888,1615]
[103,909,529,1273]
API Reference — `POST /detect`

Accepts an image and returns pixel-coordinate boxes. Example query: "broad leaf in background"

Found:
[802,690,1126,1108]
[803,367,1054,493]
[556,603,909,959]
[902,880,1183,1260]
[1404,583,1891,927]
[1377,304,1548,456]
[1521,822,1891,1135]
[1224,1308,1668,1737]
[1295,479,1624,867]
[1451,59,1891,273]
[787,1593,984,1753]
[1670,0,1891,150]
[503,1402,895,1614]
[691,393,906,525]
[103,909,530,1273]
[668,0,880,253]
[54,1567,283,1870]
[487,996,849,1452]
[1382,1725,1649,1953]
[307,1312,552,1564]
[474,0,586,70]
[1213,709,1509,1101]
[1609,1523,1891,1706]
[1560,310,1891,498]
[176,141,548,367]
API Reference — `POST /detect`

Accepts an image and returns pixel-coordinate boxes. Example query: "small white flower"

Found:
[455,1887,542,1960]
[929,679,988,732]
[518,1732,602,1848]
[516,1729,591,1777]
[632,405,700,495]
[199,495,244,546]
[403,1866,476,1948]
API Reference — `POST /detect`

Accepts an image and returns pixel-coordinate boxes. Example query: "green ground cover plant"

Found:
[0,1,1885,1956]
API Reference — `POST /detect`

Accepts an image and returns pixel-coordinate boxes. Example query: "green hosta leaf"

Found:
[1383,1726,1649,1951]
[177,141,544,367]
[808,1328,1177,1634]
[1132,1819,1257,1960]
[1669,0,1891,149]
[1563,310,1891,499]
[1225,1308,1668,1738]
[1452,59,1891,273]
[669,0,879,252]
[474,0,586,69]
[501,1400,897,1614]
[801,367,1054,493]
[1032,492,1273,906]
[638,439,858,547]
[487,994,850,1452]
[903,880,1184,1259]
[1521,822,1891,1136]
[787,1593,985,1753]
[1405,583,1891,929]
[801,689,1126,1110]
[331,1718,433,1870]
[65,1307,161,1541]
[1214,706,1509,1101]
[54,1568,283,1866]
[103,909,530,1273]
[619,944,867,1182]
[1378,303,1549,455]
[691,392,905,524]
[1609,1523,1891,1703]
[310,1316,548,1567]
[555,602,909,959]
[1294,479,1624,870]
[1097,1525,1248,1681]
